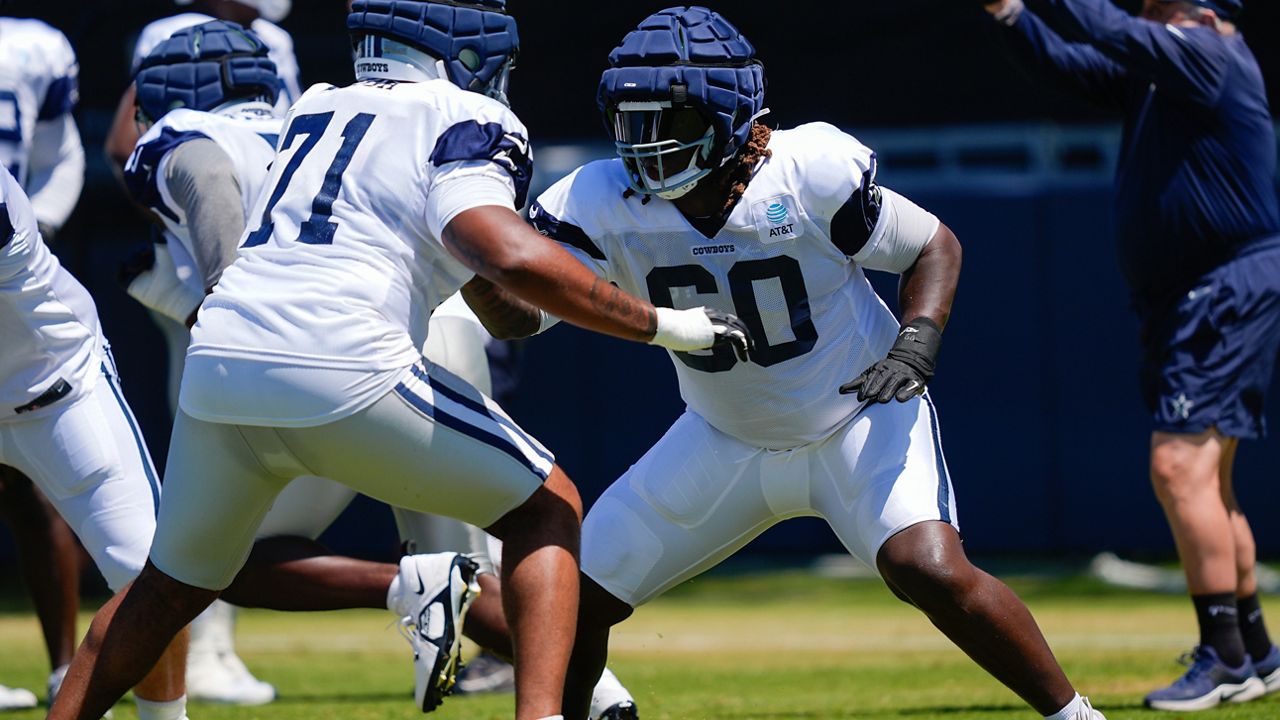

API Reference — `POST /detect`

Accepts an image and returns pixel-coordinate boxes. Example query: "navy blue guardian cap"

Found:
[599,6,767,200]
[348,0,518,105]
[135,20,279,124]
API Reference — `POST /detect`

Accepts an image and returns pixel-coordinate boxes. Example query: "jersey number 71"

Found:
[243,111,376,248]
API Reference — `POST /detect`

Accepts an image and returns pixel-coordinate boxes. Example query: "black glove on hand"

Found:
[705,309,753,363]
[840,317,942,403]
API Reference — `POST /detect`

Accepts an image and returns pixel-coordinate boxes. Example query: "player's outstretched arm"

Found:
[460,275,544,340]
[444,205,751,357]
[840,222,962,403]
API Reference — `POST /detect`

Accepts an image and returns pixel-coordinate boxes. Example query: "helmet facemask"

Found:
[612,103,715,200]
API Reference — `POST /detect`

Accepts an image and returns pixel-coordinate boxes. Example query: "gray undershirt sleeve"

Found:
[164,138,245,290]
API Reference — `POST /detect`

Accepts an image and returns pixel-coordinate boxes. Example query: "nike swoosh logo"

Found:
[414,570,425,596]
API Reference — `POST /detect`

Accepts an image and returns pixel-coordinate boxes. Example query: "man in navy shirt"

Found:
[982,0,1280,711]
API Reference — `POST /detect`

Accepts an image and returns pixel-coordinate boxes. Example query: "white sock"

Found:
[386,569,405,615]
[135,694,187,720]
[1045,693,1084,720]
[535,716,564,720]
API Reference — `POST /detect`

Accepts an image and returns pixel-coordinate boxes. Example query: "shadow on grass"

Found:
[255,691,415,705]
[719,699,1148,718]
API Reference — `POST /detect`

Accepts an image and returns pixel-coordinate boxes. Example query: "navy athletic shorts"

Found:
[1139,236,1280,439]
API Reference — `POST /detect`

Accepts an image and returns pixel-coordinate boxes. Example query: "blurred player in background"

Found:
[47,1,749,718]
[119,20,636,716]
[105,0,300,171]
[0,169,192,720]
[101,0,303,705]
[982,0,1280,710]
[0,13,86,710]
[482,7,1108,720]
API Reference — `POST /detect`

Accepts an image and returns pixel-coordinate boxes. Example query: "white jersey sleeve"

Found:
[123,105,282,292]
[790,122,939,274]
[0,168,101,421]
[528,164,614,281]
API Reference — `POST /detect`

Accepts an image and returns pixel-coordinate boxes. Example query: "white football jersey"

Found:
[533,123,939,449]
[0,18,77,186]
[132,13,302,112]
[182,79,531,427]
[0,167,100,421]
[124,103,281,292]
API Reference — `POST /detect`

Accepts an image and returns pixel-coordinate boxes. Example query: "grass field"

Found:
[1,568,1278,719]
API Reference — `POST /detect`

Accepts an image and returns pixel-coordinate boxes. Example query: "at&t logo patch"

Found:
[752,195,803,244]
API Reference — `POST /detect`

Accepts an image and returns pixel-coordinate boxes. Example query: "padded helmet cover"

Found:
[347,0,518,96]
[135,20,278,122]
[599,6,765,166]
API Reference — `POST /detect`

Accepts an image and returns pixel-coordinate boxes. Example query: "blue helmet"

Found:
[348,0,519,104]
[598,6,766,199]
[134,20,279,123]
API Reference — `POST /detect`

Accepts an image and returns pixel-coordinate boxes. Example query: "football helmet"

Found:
[348,0,518,105]
[599,6,766,199]
[134,20,278,124]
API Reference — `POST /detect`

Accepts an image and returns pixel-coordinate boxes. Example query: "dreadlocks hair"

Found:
[718,122,772,216]
[622,122,773,212]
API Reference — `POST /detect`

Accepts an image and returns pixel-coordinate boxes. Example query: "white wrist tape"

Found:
[127,245,205,324]
[649,306,715,352]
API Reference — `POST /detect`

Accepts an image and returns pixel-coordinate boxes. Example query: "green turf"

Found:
[1,570,1277,719]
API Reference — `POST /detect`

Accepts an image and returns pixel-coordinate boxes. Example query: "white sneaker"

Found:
[391,553,480,713]
[454,652,515,695]
[0,684,37,711]
[1070,697,1106,720]
[590,667,638,720]
[185,600,275,706]
[185,646,274,706]
[216,652,276,706]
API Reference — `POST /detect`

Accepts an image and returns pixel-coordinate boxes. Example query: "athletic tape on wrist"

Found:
[650,306,715,351]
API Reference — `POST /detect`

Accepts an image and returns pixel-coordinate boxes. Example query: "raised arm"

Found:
[985,0,1130,108]
[1029,0,1230,103]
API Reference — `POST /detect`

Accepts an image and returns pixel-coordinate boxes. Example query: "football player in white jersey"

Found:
[0,15,85,709]
[480,8,1108,720]
[0,168,192,720]
[107,5,298,702]
[121,21,638,715]
[48,3,749,719]
[0,16,82,239]
[104,0,301,171]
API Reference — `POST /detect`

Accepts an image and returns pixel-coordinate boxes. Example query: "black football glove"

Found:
[705,309,753,363]
[840,317,942,403]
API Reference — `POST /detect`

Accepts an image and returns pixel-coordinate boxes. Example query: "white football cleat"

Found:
[0,683,37,711]
[185,600,275,706]
[1070,697,1106,720]
[454,651,515,695]
[392,553,481,713]
[590,667,638,720]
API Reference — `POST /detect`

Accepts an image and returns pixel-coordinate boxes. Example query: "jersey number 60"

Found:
[647,256,818,372]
